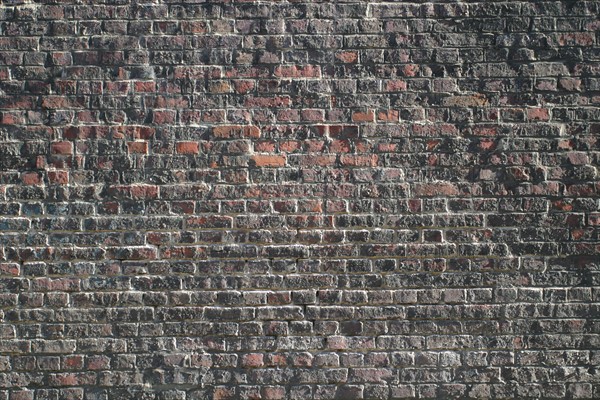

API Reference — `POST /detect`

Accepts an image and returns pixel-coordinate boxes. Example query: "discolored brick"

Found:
[0,1,597,398]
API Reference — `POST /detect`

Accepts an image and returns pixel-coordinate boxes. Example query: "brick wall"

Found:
[0,0,599,399]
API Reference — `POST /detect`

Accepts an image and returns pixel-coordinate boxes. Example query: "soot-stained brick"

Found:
[0,0,599,399]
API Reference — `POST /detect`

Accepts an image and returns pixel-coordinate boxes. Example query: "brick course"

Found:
[0,0,599,399]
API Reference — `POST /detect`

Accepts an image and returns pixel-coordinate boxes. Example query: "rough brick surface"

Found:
[0,0,599,399]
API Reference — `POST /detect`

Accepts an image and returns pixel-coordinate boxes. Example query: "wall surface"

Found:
[0,0,599,399]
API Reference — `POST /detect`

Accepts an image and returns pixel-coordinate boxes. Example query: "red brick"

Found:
[108,184,159,199]
[186,216,233,228]
[262,386,286,400]
[213,387,236,400]
[202,110,226,123]
[443,94,488,107]
[329,140,351,153]
[22,172,42,185]
[179,110,201,125]
[65,126,111,140]
[0,95,34,109]
[255,140,276,152]
[559,78,581,91]
[61,355,83,369]
[301,109,324,121]
[105,81,129,94]
[146,232,171,246]
[478,139,496,151]
[279,140,301,153]
[274,109,298,122]
[328,125,359,139]
[130,185,159,199]
[99,201,119,214]
[241,353,264,368]
[213,125,261,139]
[472,126,498,136]
[47,372,96,386]
[265,353,287,367]
[559,33,595,46]
[134,81,155,92]
[152,110,177,124]
[9,390,34,400]
[0,111,24,124]
[413,182,461,197]
[41,96,84,109]
[87,355,110,370]
[0,263,20,276]
[208,80,231,93]
[298,155,336,167]
[33,277,80,292]
[182,21,209,34]
[567,152,589,165]
[377,109,399,121]
[171,201,195,214]
[327,336,347,350]
[385,80,407,91]
[274,65,321,78]
[244,96,291,108]
[305,140,326,152]
[47,170,69,185]
[402,64,419,76]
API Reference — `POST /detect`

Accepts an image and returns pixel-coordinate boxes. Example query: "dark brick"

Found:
[0,1,597,398]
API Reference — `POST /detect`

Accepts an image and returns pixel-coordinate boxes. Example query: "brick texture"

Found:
[0,0,599,399]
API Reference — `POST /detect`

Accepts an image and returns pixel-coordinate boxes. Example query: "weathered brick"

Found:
[50,141,73,155]
[212,125,260,139]
[126,141,148,154]
[47,170,69,185]
[175,141,200,155]
[251,154,286,168]
[21,172,42,186]
[274,65,321,78]
[0,1,597,397]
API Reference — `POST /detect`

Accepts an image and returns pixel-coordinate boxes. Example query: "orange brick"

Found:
[251,154,286,167]
[51,141,73,155]
[176,141,200,154]
[352,110,375,122]
[127,141,148,154]
[335,51,358,63]
[377,109,399,121]
[527,108,550,121]
[208,80,231,93]
[340,154,378,167]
